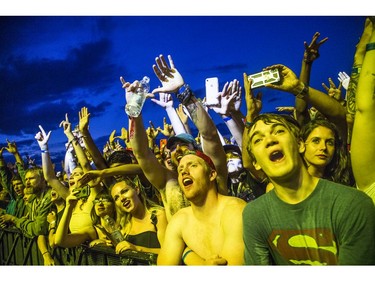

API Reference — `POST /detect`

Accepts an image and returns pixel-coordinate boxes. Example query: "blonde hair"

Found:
[110,176,163,239]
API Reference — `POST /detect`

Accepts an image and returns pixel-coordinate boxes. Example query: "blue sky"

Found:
[0,15,367,169]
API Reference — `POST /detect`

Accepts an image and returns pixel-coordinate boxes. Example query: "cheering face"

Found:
[68,167,84,191]
[303,126,335,169]
[24,170,44,192]
[248,120,304,181]
[177,154,216,202]
[169,142,195,167]
[51,188,60,202]
[111,181,141,214]
[162,148,175,171]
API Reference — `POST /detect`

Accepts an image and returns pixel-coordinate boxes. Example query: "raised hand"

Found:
[151,54,184,94]
[322,77,342,101]
[35,125,52,151]
[151,92,174,109]
[337,71,350,90]
[79,106,90,132]
[263,64,301,93]
[146,121,159,140]
[5,139,18,155]
[243,73,262,120]
[157,117,175,137]
[176,104,189,124]
[59,113,76,144]
[303,32,329,63]
[209,81,237,116]
[230,79,242,113]
[109,130,117,147]
[118,127,132,150]
[59,114,72,135]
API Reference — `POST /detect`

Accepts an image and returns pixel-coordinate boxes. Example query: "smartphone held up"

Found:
[248,69,280,89]
[205,77,220,106]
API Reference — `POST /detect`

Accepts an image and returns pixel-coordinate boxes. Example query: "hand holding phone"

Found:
[74,184,91,200]
[248,69,280,89]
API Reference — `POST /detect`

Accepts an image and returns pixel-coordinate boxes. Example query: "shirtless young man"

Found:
[121,54,228,221]
[157,151,246,265]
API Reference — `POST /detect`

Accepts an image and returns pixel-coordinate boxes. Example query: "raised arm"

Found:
[151,92,186,135]
[54,192,94,248]
[351,17,375,194]
[264,64,348,145]
[121,77,174,191]
[78,107,108,170]
[295,32,328,127]
[242,73,267,183]
[152,54,228,195]
[59,114,91,172]
[176,104,192,135]
[157,117,176,138]
[145,121,159,150]
[35,125,69,200]
[4,140,27,186]
[209,79,245,148]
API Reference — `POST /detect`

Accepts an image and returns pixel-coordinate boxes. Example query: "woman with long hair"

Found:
[110,176,167,255]
[300,118,354,186]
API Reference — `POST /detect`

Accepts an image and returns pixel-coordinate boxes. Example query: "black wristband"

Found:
[176,84,193,105]
[366,42,375,52]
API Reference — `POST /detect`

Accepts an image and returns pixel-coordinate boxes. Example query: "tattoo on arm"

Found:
[346,70,360,114]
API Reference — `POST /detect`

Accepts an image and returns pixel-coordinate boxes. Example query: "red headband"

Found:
[195,150,216,170]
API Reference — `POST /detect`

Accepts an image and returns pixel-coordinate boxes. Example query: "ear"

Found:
[209,169,217,182]
[297,138,305,154]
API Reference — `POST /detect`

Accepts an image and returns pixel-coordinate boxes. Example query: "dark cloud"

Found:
[0,38,121,136]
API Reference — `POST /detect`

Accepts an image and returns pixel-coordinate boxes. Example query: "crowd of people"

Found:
[1,17,375,266]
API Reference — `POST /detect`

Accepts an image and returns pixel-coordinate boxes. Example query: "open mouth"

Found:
[269,150,284,162]
[182,177,193,187]
[122,199,131,208]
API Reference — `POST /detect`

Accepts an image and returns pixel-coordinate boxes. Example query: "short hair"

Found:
[107,150,134,166]
[245,113,301,160]
[25,166,44,180]
[11,173,23,183]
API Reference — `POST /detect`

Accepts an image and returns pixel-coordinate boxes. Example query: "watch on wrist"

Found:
[296,83,309,99]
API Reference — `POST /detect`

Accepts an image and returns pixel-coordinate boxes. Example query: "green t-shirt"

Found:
[243,178,375,265]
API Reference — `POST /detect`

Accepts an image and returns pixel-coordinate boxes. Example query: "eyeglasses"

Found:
[93,198,111,204]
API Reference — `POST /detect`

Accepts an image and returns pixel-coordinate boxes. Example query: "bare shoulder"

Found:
[155,208,168,222]
[221,195,247,213]
[168,206,192,226]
